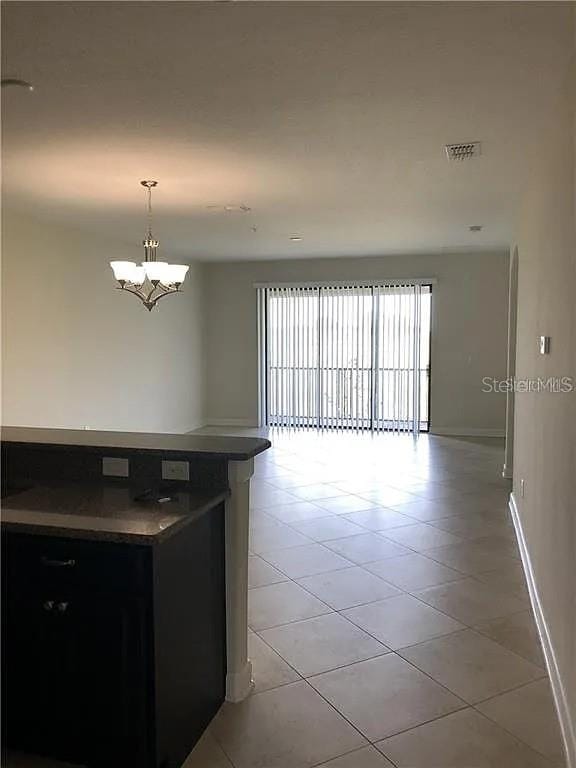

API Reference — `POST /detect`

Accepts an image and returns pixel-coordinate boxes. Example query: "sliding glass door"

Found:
[261,283,431,434]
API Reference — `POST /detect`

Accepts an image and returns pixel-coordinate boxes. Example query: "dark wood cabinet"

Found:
[2,501,226,768]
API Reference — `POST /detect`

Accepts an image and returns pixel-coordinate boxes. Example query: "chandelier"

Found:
[110,181,189,311]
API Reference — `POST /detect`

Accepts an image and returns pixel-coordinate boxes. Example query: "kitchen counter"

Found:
[1,484,229,545]
[1,425,270,461]
[1,424,269,706]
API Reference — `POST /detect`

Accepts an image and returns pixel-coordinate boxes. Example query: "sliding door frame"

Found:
[256,279,435,432]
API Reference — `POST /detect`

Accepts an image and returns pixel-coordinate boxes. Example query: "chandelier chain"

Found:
[146,184,153,238]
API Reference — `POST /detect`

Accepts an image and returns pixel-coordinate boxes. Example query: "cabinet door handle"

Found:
[40,557,76,568]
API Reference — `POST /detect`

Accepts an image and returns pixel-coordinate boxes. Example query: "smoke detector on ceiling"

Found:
[445,142,482,161]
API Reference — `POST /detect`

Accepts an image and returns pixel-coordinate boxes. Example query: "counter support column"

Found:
[225,458,254,702]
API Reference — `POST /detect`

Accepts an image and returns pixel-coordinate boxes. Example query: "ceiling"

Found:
[1,1,573,261]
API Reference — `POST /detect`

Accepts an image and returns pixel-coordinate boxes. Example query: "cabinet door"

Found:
[4,589,152,766]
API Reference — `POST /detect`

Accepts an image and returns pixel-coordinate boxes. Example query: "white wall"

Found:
[511,6,576,756]
[1,207,205,433]
[203,252,509,435]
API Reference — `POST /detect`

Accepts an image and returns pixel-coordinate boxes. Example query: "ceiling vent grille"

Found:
[445,141,481,161]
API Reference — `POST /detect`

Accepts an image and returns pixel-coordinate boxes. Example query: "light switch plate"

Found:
[102,456,130,477]
[161,460,190,481]
[539,335,551,355]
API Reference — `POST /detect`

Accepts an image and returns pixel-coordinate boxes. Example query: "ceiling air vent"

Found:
[445,141,481,161]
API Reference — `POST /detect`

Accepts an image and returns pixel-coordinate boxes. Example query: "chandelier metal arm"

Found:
[116,282,181,311]
[147,286,181,306]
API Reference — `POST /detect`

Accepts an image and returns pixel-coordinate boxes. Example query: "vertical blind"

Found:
[258,282,431,436]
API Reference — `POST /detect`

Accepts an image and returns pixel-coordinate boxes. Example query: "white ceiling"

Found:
[2,1,573,261]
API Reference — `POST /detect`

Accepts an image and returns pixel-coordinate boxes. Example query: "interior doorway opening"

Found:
[258,282,432,436]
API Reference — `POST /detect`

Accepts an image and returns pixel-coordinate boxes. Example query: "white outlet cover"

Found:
[102,456,129,477]
[161,460,190,481]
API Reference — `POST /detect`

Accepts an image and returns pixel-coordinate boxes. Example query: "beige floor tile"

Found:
[470,533,521,557]
[314,495,383,515]
[315,746,395,767]
[431,515,514,539]
[297,566,401,609]
[359,488,418,507]
[267,475,333,491]
[212,681,366,768]
[249,507,277,525]
[382,522,465,551]
[457,507,515,526]
[400,629,544,703]
[474,562,530,599]
[324,533,411,564]
[183,730,234,767]
[251,487,302,509]
[343,594,464,649]
[262,543,354,578]
[248,554,288,588]
[187,431,557,768]
[409,484,469,501]
[365,553,462,591]
[249,518,312,555]
[291,516,366,541]
[329,480,383,495]
[248,631,301,692]
[308,654,464,741]
[259,612,389,676]
[390,499,462,522]
[290,485,347,502]
[248,581,332,630]
[341,508,415,531]
[377,707,553,767]
[477,679,565,762]
[425,541,520,575]
[266,501,335,523]
[473,610,545,666]
[414,577,528,624]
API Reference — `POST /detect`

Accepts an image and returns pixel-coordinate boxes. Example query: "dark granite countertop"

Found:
[1,484,229,545]
[1,426,271,461]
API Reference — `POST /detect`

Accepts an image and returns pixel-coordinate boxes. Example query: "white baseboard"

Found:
[431,427,505,438]
[205,418,258,427]
[509,492,575,768]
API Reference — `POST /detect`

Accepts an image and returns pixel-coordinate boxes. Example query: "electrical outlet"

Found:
[102,457,129,477]
[161,460,190,482]
[521,478,526,498]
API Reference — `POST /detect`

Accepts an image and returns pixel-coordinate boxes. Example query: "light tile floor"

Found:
[8,430,567,768]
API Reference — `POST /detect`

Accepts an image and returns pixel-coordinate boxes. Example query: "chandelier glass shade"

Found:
[110,181,189,311]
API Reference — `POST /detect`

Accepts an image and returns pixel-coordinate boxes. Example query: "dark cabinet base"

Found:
[2,503,226,768]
